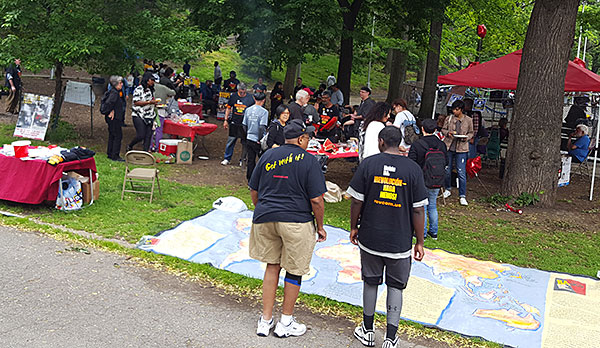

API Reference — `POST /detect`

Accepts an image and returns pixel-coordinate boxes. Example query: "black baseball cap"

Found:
[284,119,315,139]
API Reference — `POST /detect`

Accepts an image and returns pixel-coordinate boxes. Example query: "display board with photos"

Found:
[14,93,54,140]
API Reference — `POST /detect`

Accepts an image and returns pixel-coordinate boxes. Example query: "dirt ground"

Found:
[3,72,600,234]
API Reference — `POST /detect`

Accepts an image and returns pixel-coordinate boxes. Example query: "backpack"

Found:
[403,119,421,145]
[423,147,446,188]
[99,90,112,115]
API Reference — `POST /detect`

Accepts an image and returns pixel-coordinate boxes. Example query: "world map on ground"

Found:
[137,208,600,348]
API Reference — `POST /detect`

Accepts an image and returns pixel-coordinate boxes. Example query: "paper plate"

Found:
[197,156,209,160]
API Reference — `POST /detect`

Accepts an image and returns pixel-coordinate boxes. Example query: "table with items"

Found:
[306,138,358,172]
[0,144,97,204]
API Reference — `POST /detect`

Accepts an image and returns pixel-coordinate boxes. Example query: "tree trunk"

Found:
[337,0,364,106]
[50,61,64,128]
[385,48,408,103]
[283,62,297,101]
[418,18,443,119]
[501,0,579,206]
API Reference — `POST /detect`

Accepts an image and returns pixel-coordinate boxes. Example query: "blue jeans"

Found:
[445,151,467,197]
[424,188,439,237]
[468,137,479,159]
[223,136,246,161]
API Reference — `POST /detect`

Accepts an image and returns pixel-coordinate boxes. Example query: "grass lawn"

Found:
[186,48,390,94]
[0,120,597,347]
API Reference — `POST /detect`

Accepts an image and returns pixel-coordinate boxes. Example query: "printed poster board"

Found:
[64,81,95,106]
[14,93,53,140]
[447,93,464,107]
[216,91,230,120]
[473,98,486,111]
[558,154,571,187]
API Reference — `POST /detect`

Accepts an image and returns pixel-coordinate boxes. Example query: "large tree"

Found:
[189,0,340,98]
[0,0,211,123]
[501,0,580,206]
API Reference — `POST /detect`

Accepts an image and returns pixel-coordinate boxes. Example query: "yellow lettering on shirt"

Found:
[264,152,305,171]
[373,176,407,187]
[379,191,397,200]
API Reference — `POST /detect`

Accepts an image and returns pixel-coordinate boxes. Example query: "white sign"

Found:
[14,93,54,140]
[64,80,95,106]
[558,154,571,187]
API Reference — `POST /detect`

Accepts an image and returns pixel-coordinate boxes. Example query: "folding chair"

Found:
[121,151,161,203]
[575,140,595,176]
[484,128,501,167]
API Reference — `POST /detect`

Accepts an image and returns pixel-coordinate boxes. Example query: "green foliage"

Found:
[0,0,216,75]
[46,121,78,143]
[481,193,511,206]
[189,0,341,73]
[187,49,390,93]
[514,192,541,207]
[440,0,532,71]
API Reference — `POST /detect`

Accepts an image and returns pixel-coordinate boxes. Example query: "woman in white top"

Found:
[392,98,416,151]
[360,102,391,161]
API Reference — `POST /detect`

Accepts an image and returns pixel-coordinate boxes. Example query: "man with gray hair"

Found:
[288,89,309,123]
[222,82,254,166]
[567,124,591,163]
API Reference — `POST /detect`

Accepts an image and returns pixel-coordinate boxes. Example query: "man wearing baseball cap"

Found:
[248,119,327,338]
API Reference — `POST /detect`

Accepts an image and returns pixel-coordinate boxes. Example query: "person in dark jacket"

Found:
[408,118,447,239]
[270,82,284,118]
[266,105,290,149]
[103,76,126,161]
[5,58,22,114]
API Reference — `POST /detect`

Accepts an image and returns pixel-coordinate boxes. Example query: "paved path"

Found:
[0,226,440,348]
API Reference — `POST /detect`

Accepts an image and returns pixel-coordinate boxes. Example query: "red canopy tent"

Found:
[438,49,600,201]
[437,49,600,92]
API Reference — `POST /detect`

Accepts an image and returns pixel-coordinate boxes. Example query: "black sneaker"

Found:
[112,157,125,162]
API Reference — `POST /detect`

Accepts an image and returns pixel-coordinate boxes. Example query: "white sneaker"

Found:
[442,190,451,199]
[460,197,468,206]
[273,317,307,338]
[354,322,375,347]
[220,159,230,165]
[381,337,399,348]
[256,316,275,337]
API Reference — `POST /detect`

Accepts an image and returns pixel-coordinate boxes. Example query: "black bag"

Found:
[99,90,112,115]
[423,147,446,188]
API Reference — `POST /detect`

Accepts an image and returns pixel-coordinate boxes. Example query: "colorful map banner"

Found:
[137,209,600,348]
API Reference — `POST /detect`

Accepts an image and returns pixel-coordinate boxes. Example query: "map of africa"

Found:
[138,208,600,348]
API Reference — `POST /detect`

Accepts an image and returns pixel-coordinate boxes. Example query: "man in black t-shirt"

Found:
[252,77,267,93]
[223,71,240,93]
[249,119,327,339]
[292,77,306,101]
[316,90,341,142]
[221,83,255,166]
[348,126,427,348]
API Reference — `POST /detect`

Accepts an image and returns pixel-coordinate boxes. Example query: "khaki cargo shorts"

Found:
[249,221,317,276]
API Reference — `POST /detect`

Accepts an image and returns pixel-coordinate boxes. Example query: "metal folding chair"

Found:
[121,151,161,203]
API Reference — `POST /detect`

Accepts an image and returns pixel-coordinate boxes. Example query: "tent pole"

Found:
[590,115,600,201]
[432,86,438,119]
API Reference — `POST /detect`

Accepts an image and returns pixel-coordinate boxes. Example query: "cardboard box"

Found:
[177,139,193,164]
[67,171,100,204]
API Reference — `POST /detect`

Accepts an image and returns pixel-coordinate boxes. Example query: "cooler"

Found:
[159,139,182,156]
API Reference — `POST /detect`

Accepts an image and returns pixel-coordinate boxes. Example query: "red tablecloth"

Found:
[0,155,97,204]
[178,102,203,117]
[307,150,358,159]
[163,120,218,142]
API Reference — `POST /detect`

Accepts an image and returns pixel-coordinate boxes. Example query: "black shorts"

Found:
[360,249,411,290]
